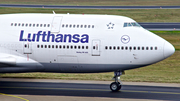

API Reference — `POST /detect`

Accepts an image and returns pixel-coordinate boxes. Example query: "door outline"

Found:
[23,42,32,54]
[92,40,101,56]
[51,16,63,33]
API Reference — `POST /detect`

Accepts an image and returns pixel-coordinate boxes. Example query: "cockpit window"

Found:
[128,23,132,27]
[124,22,141,27]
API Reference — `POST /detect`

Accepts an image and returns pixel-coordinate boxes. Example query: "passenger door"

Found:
[92,40,101,56]
[23,42,32,54]
[51,16,63,33]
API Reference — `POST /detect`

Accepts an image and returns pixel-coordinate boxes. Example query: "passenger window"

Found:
[11,23,13,26]
[81,25,83,28]
[92,25,94,28]
[15,23,17,26]
[117,46,120,50]
[82,46,84,49]
[146,47,149,50]
[18,23,21,26]
[37,45,39,48]
[88,25,90,28]
[59,45,62,49]
[125,46,128,50]
[62,24,64,28]
[84,25,87,28]
[86,46,88,49]
[44,24,46,27]
[48,45,51,48]
[142,47,144,50]
[77,25,79,28]
[129,46,132,50]
[71,45,73,49]
[113,46,116,50]
[48,24,50,27]
[105,46,108,50]
[67,45,69,49]
[121,46,124,50]
[56,45,58,48]
[63,45,65,49]
[22,23,24,27]
[109,46,112,50]
[69,25,72,28]
[133,47,136,50]
[41,45,43,48]
[29,24,32,27]
[73,25,76,28]
[26,24,28,27]
[138,47,140,50]
[40,24,43,27]
[66,24,68,28]
[45,45,47,48]
[155,47,157,50]
[74,46,77,49]
[33,24,35,27]
[151,47,153,50]
[93,46,95,49]
[24,44,27,48]
[52,45,54,48]
[37,24,39,27]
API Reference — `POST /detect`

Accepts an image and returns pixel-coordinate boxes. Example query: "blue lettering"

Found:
[81,34,89,43]
[72,34,80,43]
[47,31,55,42]
[19,30,89,43]
[36,31,42,42]
[55,34,63,42]
[42,31,47,42]
[32,34,36,42]
[64,34,71,42]
[27,33,31,42]
[19,30,26,41]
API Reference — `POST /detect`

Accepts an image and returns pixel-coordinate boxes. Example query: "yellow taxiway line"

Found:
[0,93,29,101]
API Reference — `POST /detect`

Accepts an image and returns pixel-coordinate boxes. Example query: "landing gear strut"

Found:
[110,71,123,92]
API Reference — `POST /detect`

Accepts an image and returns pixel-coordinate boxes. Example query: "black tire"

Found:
[117,82,122,90]
[110,82,120,92]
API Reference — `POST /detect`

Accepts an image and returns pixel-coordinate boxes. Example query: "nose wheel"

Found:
[110,71,123,92]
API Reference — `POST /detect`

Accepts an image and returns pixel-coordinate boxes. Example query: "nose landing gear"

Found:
[110,71,123,92]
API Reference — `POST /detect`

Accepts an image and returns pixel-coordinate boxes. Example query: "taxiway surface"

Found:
[0,78,180,101]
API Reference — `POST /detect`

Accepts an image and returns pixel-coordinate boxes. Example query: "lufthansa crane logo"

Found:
[121,35,130,44]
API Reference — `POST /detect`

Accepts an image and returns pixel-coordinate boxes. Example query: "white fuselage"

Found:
[0,14,175,73]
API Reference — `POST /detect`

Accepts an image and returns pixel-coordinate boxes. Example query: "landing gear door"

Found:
[23,42,32,54]
[92,40,101,56]
[51,16,63,33]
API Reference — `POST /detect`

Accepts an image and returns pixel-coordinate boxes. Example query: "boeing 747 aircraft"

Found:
[0,13,175,92]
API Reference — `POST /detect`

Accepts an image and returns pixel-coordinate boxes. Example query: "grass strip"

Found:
[1,0,180,6]
[0,7,180,22]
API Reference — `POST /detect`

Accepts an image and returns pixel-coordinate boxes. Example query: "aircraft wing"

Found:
[0,47,44,73]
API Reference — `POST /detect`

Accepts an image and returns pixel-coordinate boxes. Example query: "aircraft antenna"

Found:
[52,11,56,14]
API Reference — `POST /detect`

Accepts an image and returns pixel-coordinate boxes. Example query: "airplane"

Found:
[0,13,175,92]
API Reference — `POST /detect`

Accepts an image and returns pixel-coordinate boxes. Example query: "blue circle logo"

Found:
[121,35,130,44]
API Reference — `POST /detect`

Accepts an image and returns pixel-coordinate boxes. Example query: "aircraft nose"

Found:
[163,41,175,59]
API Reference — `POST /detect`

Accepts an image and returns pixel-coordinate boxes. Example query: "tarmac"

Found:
[0,78,180,101]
